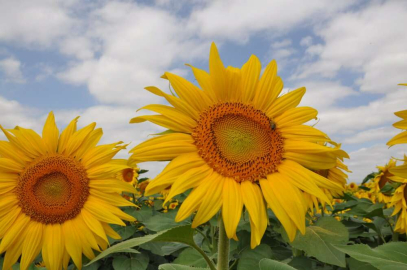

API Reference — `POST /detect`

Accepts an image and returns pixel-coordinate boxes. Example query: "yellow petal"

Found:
[222,178,243,239]
[280,125,330,142]
[74,128,103,160]
[0,141,30,166]
[130,115,193,133]
[139,104,196,129]
[63,122,96,156]
[81,209,108,242]
[192,174,225,227]
[145,153,205,196]
[186,64,217,102]
[253,60,283,111]
[390,164,407,179]
[0,213,30,253]
[278,160,330,204]
[274,107,317,128]
[63,220,82,269]
[0,157,24,172]
[225,66,243,101]
[266,173,306,234]
[165,165,212,204]
[395,109,407,119]
[84,199,126,226]
[209,42,227,100]
[241,181,267,248]
[144,86,201,120]
[267,87,306,118]
[165,72,212,113]
[42,111,59,154]
[175,172,216,222]
[42,224,65,270]
[58,116,79,154]
[260,178,298,241]
[19,221,44,270]
[241,55,261,102]
[283,152,337,170]
[387,131,407,146]
[130,133,196,163]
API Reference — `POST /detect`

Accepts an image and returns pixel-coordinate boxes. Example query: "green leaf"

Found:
[346,200,385,219]
[362,172,377,185]
[143,211,190,232]
[333,242,407,270]
[113,253,149,270]
[259,259,297,270]
[87,225,195,266]
[174,248,208,267]
[141,242,187,256]
[348,257,379,270]
[237,244,273,270]
[290,217,348,267]
[110,225,137,243]
[287,256,313,270]
[158,264,209,270]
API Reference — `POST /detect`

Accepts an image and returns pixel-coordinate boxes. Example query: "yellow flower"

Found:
[389,183,407,233]
[368,160,396,203]
[387,84,407,146]
[116,159,139,186]
[0,112,136,270]
[129,43,347,247]
[346,182,358,192]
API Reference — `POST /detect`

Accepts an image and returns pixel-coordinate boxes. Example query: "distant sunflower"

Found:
[368,160,396,203]
[116,159,139,186]
[0,112,136,270]
[130,43,347,247]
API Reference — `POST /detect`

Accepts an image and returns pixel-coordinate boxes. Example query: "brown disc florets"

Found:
[192,102,284,182]
[17,154,89,224]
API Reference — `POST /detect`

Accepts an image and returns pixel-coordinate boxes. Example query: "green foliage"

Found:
[237,244,273,270]
[289,217,349,267]
[259,259,297,270]
[334,242,407,270]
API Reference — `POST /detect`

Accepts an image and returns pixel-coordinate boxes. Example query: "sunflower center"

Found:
[379,170,393,189]
[193,102,284,182]
[17,155,89,224]
[122,168,134,183]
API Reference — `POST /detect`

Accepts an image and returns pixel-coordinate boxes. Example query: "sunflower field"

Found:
[0,43,407,270]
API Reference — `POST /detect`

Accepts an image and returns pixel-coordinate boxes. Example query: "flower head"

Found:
[0,112,136,270]
[130,43,347,247]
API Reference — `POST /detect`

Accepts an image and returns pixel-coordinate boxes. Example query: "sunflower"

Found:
[306,145,350,214]
[387,84,407,146]
[116,159,139,186]
[367,159,397,204]
[0,112,136,270]
[129,43,347,247]
[389,181,407,233]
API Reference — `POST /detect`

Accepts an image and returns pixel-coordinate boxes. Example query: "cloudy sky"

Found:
[1,0,406,182]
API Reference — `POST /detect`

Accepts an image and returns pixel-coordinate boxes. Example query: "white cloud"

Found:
[347,144,406,183]
[0,0,77,47]
[295,80,357,110]
[317,87,407,135]
[300,36,313,47]
[0,57,25,83]
[296,1,407,93]
[57,1,210,106]
[271,39,292,49]
[189,0,355,42]
[343,127,399,145]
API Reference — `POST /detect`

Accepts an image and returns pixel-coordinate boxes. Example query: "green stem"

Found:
[196,228,213,250]
[217,215,230,270]
[393,232,399,242]
[211,224,216,253]
[191,244,217,270]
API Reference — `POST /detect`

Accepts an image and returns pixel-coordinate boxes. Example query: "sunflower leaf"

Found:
[258,259,297,270]
[289,217,348,267]
[86,225,195,266]
[333,242,407,270]
[158,264,210,270]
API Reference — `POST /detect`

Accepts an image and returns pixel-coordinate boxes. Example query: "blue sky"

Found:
[1,0,407,182]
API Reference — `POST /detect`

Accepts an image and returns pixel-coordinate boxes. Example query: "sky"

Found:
[0,0,406,183]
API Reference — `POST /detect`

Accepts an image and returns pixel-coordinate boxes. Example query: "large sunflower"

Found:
[129,43,347,247]
[0,112,136,270]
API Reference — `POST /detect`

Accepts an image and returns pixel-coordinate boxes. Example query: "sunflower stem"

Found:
[217,214,229,270]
